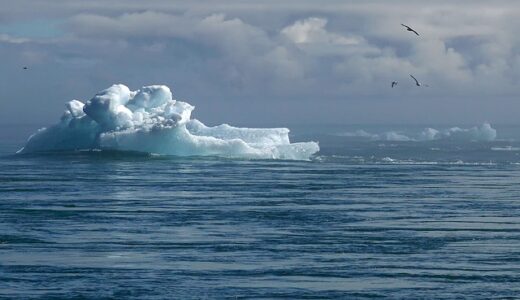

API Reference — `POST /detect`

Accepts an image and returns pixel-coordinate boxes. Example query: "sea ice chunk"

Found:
[18,84,319,160]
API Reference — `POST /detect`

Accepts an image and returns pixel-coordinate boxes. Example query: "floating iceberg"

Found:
[338,123,496,142]
[437,123,496,142]
[18,84,319,160]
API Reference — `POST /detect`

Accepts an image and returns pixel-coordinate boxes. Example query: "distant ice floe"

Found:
[380,157,497,166]
[18,84,319,160]
[491,146,520,151]
[338,123,497,142]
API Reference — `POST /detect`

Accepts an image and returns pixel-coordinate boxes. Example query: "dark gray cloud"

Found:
[1,0,519,126]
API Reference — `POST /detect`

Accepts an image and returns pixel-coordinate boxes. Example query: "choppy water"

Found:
[1,124,520,299]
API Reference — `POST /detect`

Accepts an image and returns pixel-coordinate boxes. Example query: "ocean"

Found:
[1,124,520,299]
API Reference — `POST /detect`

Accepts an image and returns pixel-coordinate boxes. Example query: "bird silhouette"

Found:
[23,66,28,70]
[391,81,398,88]
[401,24,419,36]
[410,74,429,87]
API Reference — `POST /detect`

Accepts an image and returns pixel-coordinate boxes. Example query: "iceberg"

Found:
[18,84,319,160]
[337,123,497,142]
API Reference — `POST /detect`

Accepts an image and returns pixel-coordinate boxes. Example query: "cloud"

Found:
[0,34,30,44]
[2,1,520,125]
[281,17,359,45]
[49,5,520,96]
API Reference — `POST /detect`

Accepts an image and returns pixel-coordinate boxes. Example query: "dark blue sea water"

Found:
[2,124,520,299]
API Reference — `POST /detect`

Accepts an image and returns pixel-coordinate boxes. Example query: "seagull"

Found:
[401,24,419,36]
[391,81,398,88]
[410,74,429,87]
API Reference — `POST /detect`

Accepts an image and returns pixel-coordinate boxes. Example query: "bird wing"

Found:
[401,24,419,35]
[410,74,420,85]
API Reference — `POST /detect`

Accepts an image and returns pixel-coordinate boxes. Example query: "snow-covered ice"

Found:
[19,84,319,160]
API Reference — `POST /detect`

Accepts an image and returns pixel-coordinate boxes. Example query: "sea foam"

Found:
[19,84,319,160]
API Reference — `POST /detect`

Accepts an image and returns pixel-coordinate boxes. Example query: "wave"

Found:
[18,84,319,160]
[337,123,497,142]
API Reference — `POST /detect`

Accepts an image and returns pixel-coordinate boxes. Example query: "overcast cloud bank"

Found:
[1,1,520,125]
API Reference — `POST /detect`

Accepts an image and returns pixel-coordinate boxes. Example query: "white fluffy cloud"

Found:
[0,34,30,44]
[281,17,360,45]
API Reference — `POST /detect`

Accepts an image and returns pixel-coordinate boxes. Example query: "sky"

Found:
[1,0,520,126]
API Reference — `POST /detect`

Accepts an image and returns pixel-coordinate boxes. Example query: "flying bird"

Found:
[401,24,419,36]
[391,81,398,88]
[23,66,28,70]
[410,74,429,87]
